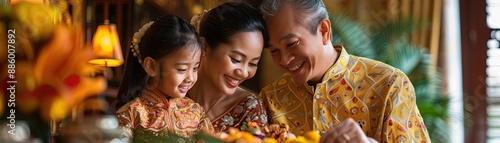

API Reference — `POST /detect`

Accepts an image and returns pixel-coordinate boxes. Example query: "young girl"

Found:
[115,14,213,142]
[188,2,269,133]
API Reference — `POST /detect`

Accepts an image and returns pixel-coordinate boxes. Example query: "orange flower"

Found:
[1,2,107,122]
[213,122,322,143]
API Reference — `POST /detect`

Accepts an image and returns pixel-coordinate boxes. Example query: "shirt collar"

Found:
[323,45,350,82]
[142,86,171,104]
[302,45,350,91]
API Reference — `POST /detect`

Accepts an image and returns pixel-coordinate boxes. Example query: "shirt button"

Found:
[315,94,320,99]
[313,117,316,121]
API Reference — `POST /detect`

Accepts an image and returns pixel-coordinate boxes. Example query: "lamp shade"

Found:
[88,22,123,67]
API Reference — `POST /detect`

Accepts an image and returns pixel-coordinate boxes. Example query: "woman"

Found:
[189,2,269,133]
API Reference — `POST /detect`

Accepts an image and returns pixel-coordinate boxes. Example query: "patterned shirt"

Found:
[116,87,214,142]
[259,46,430,143]
[212,94,269,133]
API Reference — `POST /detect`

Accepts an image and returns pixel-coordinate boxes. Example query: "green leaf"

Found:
[385,40,422,74]
[330,15,375,59]
[193,133,225,143]
[131,130,224,143]
[371,19,424,61]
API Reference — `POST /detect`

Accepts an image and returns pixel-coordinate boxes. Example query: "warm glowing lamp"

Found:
[88,20,123,67]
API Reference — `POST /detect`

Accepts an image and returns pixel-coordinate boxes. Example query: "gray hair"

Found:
[260,0,329,34]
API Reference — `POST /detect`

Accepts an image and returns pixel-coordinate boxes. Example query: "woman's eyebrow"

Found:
[230,50,261,60]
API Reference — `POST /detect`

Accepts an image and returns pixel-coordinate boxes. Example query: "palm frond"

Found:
[371,19,424,64]
[329,15,375,59]
[411,52,444,100]
[385,39,423,74]
[424,115,450,143]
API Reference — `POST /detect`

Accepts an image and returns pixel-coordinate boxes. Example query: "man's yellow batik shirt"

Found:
[259,46,430,143]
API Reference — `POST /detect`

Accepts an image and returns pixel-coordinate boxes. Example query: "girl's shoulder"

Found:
[171,97,199,107]
[171,97,204,112]
[116,97,202,114]
[115,97,145,113]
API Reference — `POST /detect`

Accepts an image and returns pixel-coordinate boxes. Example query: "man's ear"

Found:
[318,18,331,45]
[200,37,209,56]
[142,57,158,77]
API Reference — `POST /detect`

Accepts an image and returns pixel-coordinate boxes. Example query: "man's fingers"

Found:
[320,118,368,143]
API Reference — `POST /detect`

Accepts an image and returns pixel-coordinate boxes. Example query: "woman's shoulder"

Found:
[233,87,258,99]
[240,95,263,109]
[235,86,257,97]
[233,89,264,109]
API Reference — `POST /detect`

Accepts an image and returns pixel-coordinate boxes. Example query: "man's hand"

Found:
[319,118,377,143]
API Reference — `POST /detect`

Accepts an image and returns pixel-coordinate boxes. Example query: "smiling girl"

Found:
[115,14,213,142]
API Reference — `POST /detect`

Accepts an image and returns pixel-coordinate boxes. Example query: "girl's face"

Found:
[202,31,264,95]
[149,46,201,98]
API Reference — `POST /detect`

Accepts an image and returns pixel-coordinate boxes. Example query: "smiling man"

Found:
[257,0,431,143]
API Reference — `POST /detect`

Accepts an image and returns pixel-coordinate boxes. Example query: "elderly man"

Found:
[258,0,431,142]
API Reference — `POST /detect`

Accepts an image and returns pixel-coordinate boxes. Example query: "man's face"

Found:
[264,4,327,84]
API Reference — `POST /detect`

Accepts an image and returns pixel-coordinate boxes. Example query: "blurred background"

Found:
[0,0,499,143]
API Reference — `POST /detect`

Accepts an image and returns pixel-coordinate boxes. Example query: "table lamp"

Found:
[88,20,123,67]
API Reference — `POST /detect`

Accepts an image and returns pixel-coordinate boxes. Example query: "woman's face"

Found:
[202,31,264,95]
